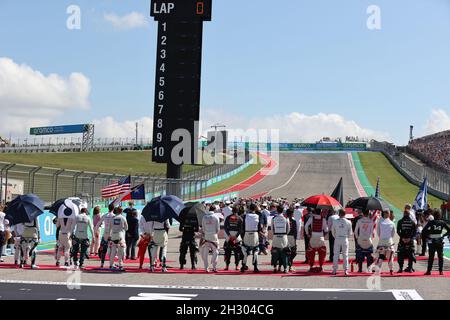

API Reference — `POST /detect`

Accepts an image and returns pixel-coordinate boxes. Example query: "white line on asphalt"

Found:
[0,279,423,300]
[129,293,198,300]
[391,290,424,301]
[265,161,302,195]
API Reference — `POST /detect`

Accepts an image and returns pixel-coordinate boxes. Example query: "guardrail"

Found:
[370,141,450,200]
[0,150,253,205]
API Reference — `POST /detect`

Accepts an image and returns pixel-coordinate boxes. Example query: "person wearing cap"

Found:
[261,203,271,220]
[222,200,233,220]
[293,204,303,241]
[396,204,417,273]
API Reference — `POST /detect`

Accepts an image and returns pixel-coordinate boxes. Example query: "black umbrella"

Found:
[142,195,185,223]
[347,196,390,212]
[180,202,207,224]
[49,198,65,215]
[5,194,45,225]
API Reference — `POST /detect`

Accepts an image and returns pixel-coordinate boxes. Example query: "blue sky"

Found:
[0,0,450,144]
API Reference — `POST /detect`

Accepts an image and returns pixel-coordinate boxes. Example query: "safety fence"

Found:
[0,160,247,207]
[370,141,450,200]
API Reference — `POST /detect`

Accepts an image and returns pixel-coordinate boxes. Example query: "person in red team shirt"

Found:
[304,208,328,272]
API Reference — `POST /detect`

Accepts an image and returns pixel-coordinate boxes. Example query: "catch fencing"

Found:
[0,161,243,207]
[370,141,450,200]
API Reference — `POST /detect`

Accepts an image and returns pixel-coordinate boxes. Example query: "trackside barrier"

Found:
[0,156,250,206]
[370,141,449,200]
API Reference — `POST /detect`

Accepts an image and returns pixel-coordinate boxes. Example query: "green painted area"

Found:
[352,152,401,220]
[356,152,442,218]
[37,242,56,251]
[204,163,264,195]
[0,151,202,175]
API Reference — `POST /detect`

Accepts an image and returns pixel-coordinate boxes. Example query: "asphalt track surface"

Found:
[240,152,360,201]
[0,281,420,300]
[0,152,449,300]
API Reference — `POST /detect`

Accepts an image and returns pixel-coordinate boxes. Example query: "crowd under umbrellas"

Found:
[1,186,449,276]
[4,194,45,268]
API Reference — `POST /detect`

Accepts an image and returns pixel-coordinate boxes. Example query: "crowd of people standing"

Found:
[408,130,450,172]
[0,199,449,276]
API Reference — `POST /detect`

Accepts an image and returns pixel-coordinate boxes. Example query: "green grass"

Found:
[205,163,264,195]
[358,152,442,210]
[0,151,202,175]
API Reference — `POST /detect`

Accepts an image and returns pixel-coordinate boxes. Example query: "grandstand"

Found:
[407,130,450,172]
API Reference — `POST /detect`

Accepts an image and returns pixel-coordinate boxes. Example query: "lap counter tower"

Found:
[150,0,212,195]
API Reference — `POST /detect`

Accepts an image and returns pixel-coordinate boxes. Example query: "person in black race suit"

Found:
[286,209,298,271]
[178,206,200,270]
[396,205,417,273]
[125,209,139,260]
[422,210,450,275]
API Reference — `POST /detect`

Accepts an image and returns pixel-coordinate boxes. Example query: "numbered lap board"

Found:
[150,0,212,164]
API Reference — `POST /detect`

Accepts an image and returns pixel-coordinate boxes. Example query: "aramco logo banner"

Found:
[30,124,88,136]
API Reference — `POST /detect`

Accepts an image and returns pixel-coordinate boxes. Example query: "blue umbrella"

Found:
[5,194,45,225]
[142,195,185,223]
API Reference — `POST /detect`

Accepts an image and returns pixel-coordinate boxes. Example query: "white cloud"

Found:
[0,57,91,135]
[424,108,450,135]
[200,109,390,142]
[104,12,148,30]
[88,110,389,144]
[92,116,153,141]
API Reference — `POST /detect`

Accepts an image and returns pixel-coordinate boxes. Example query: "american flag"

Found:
[101,176,131,199]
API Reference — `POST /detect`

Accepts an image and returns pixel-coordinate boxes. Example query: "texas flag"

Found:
[111,184,145,206]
